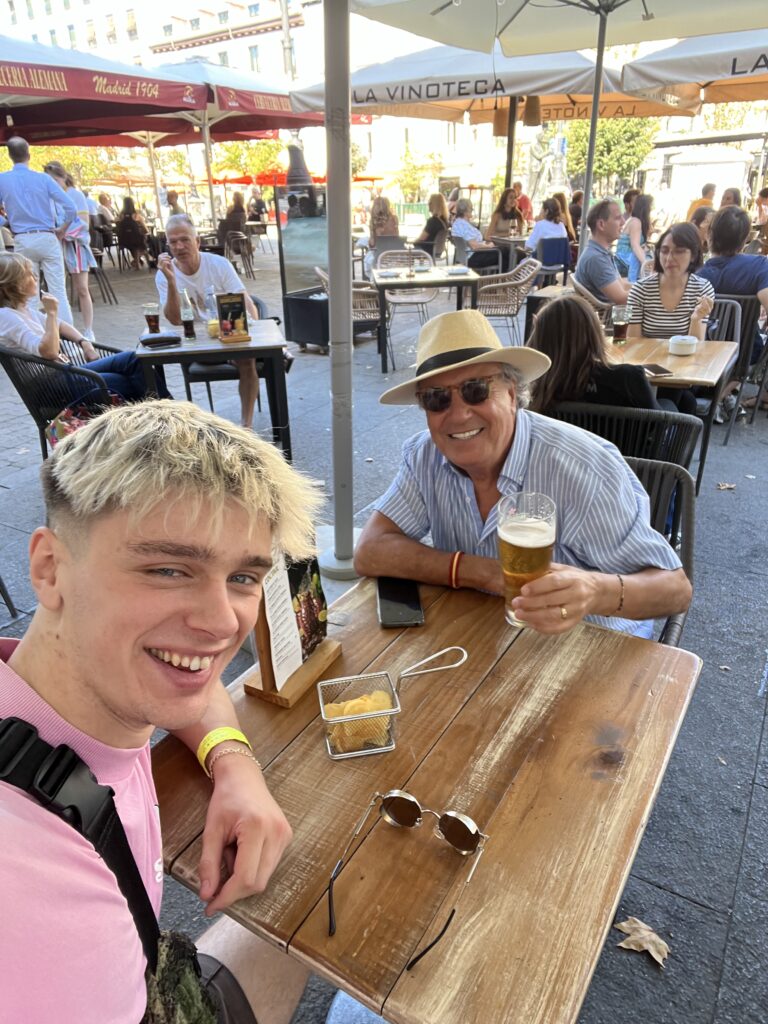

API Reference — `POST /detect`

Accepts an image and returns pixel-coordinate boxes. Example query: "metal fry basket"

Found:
[317,646,468,761]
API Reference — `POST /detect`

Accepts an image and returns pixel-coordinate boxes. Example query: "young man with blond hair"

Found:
[0,401,322,1022]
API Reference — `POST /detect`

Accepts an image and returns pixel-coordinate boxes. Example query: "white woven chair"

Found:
[314,266,381,333]
[376,248,438,325]
[475,258,542,345]
[571,276,614,328]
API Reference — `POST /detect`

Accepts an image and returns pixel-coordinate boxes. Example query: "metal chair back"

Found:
[546,402,702,470]
[708,294,760,446]
[624,456,695,647]
[0,343,111,460]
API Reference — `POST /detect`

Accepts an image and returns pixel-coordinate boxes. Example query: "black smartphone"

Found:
[642,363,674,377]
[376,576,424,628]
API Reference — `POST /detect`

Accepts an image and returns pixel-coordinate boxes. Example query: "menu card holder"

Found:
[242,554,342,708]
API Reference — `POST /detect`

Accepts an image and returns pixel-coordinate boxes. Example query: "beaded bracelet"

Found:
[196,727,251,773]
[208,746,262,780]
[614,574,625,614]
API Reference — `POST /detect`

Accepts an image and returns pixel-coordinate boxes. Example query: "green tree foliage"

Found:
[350,140,368,177]
[0,145,121,184]
[392,148,444,202]
[212,139,285,177]
[563,118,658,191]
[154,146,189,181]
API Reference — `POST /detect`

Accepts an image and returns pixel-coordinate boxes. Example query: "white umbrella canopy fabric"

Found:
[291,43,687,122]
[350,0,767,57]
[622,30,768,106]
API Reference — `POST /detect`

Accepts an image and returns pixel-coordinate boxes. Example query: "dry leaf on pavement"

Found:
[615,917,670,968]
[716,482,736,491]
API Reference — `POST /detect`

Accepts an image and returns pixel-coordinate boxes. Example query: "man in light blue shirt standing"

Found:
[0,136,77,324]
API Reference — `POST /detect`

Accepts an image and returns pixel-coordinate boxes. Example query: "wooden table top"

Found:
[154,580,701,1024]
[611,336,738,388]
[531,283,575,300]
[135,317,286,359]
[370,267,479,289]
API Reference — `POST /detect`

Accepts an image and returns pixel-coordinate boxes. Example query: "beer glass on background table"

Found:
[612,305,628,343]
[497,492,556,627]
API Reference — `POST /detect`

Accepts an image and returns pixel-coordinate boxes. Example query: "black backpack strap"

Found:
[0,716,160,973]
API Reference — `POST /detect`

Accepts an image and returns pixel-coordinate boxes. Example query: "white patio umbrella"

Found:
[350,0,767,244]
[622,30,768,106]
[292,42,688,189]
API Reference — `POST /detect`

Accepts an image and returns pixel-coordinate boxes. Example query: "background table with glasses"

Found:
[153,579,701,1024]
[370,267,480,374]
[135,318,293,460]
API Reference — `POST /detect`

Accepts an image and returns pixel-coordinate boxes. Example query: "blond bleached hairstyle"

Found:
[40,400,323,559]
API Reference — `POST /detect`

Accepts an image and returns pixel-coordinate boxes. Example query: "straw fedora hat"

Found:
[380,309,551,405]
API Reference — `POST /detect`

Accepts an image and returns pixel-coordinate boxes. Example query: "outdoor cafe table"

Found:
[135,318,293,460]
[370,266,480,373]
[153,579,701,1024]
[611,336,738,389]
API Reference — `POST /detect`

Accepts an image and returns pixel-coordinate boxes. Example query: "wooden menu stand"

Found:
[242,601,342,709]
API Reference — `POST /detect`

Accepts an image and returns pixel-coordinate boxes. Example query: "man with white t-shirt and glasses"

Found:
[156,214,261,429]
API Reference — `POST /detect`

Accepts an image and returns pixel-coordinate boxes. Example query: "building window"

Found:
[218,10,229,23]
[49,27,57,44]
[190,16,200,29]
[67,23,76,46]
[25,0,33,18]
[163,23,173,36]
[62,0,70,8]
[106,13,116,42]
[43,0,50,11]
[249,45,260,72]
[31,31,38,40]
[218,51,229,66]
[86,19,96,46]
[8,1,17,25]
[248,3,259,15]
[126,9,137,40]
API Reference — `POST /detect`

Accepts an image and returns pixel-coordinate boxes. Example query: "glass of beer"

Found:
[497,492,556,627]
[142,302,160,333]
[612,305,628,344]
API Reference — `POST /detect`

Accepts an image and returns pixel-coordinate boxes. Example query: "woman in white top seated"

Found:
[524,198,569,255]
[450,198,502,270]
[0,252,166,401]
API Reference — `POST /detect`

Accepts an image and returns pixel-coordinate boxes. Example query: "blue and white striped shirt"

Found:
[373,408,681,637]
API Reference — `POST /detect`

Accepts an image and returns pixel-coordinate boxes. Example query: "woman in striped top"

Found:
[627,222,714,341]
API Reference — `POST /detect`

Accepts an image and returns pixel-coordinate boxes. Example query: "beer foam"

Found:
[498,517,556,548]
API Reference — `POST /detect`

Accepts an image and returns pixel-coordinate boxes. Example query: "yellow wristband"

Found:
[196,728,251,773]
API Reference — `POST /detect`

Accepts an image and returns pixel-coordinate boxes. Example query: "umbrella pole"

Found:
[504,97,518,189]
[318,0,357,581]
[146,134,163,226]
[579,10,608,249]
[201,114,217,228]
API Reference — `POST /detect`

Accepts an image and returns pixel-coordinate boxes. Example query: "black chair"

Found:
[624,456,695,648]
[181,297,284,414]
[0,574,17,618]
[709,294,762,445]
[0,339,118,459]
[546,402,703,470]
[537,237,571,286]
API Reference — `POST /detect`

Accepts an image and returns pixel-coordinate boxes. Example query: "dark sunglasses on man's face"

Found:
[416,373,505,413]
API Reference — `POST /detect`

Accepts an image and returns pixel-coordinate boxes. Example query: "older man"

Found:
[156,214,261,428]
[354,309,691,637]
[574,198,633,305]
[0,401,321,1021]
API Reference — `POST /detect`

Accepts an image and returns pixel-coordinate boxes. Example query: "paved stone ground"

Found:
[2,242,767,1024]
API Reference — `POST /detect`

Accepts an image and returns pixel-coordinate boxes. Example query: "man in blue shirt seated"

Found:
[574,199,632,306]
[354,309,691,638]
[0,137,77,324]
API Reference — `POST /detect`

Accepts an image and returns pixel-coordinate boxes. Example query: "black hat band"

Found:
[416,346,495,378]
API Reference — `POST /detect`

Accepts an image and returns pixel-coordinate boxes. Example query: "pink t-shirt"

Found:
[0,638,163,1023]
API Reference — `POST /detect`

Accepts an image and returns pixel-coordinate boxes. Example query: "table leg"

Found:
[141,357,160,396]
[524,293,548,341]
[378,285,388,374]
[261,354,292,462]
[470,280,479,310]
